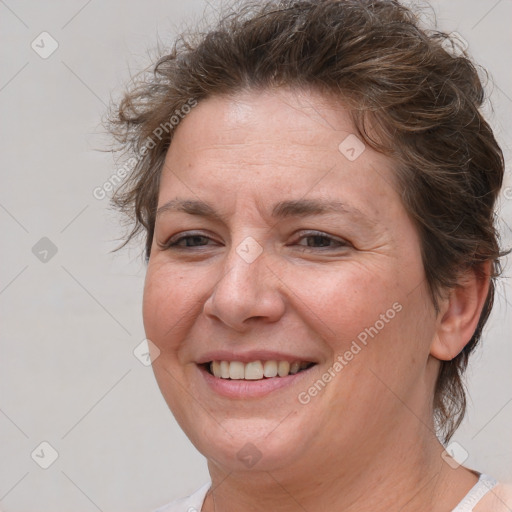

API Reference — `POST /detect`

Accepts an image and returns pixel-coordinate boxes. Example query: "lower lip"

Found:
[198,364,315,399]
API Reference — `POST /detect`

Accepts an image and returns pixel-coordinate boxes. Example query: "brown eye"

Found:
[295,231,348,249]
[172,235,211,247]
[162,231,219,250]
[303,235,334,247]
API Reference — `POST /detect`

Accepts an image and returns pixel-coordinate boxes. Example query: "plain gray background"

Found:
[0,1,511,510]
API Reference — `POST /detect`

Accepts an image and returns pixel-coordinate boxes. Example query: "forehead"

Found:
[170,88,359,155]
[159,88,401,221]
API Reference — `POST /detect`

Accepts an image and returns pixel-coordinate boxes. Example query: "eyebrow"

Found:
[156,198,372,224]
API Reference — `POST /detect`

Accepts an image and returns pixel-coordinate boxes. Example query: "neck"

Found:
[203,416,476,512]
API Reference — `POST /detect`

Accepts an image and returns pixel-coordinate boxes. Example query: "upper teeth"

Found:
[209,360,311,380]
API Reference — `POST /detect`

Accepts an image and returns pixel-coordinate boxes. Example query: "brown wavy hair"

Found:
[107,0,507,442]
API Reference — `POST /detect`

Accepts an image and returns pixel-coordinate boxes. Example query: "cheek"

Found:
[283,257,433,382]
[142,261,204,353]
[280,261,402,347]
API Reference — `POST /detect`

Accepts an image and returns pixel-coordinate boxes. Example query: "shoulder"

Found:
[475,482,512,512]
[153,482,211,512]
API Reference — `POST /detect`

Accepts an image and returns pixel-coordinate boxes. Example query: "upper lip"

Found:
[196,350,319,365]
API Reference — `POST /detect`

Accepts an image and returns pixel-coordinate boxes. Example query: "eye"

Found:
[294,231,349,250]
[160,232,219,250]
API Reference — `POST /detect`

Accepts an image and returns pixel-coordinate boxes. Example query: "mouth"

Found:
[201,360,316,380]
[195,351,320,399]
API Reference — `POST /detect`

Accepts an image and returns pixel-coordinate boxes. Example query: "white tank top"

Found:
[452,473,498,511]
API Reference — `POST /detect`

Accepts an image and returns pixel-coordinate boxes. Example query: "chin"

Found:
[179,411,314,472]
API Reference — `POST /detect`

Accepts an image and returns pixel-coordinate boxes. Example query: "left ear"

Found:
[430,262,492,361]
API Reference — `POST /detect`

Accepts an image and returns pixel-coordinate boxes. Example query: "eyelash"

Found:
[161,230,349,251]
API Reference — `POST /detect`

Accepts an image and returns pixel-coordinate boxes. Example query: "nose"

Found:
[202,243,286,331]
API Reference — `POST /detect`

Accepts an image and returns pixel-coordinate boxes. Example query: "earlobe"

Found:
[430,262,491,361]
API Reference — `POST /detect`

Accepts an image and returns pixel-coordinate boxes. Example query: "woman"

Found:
[108,0,511,510]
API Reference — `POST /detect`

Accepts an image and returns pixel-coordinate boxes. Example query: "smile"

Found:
[198,359,318,399]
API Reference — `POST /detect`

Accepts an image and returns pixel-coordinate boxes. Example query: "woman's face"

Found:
[143,88,439,474]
